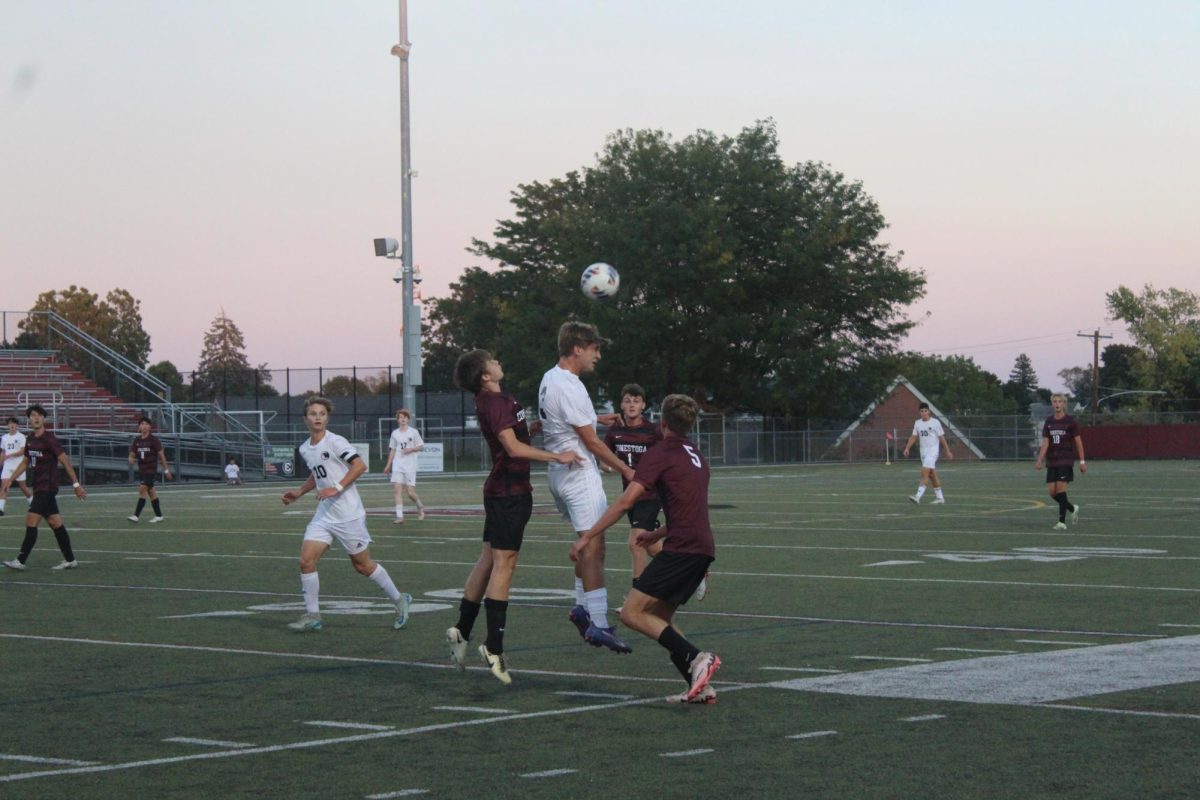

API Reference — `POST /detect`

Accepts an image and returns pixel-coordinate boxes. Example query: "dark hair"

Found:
[303,396,334,415]
[557,321,611,357]
[454,349,492,395]
[139,416,152,425]
[26,404,47,418]
[5,416,17,425]
[660,394,699,436]
[918,402,930,411]
[620,383,646,401]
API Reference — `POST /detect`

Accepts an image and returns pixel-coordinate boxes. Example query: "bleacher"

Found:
[0,350,145,432]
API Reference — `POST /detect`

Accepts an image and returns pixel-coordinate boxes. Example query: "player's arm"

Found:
[570,481,646,562]
[497,428,585,466]
[635,524,668,548]
[574,424,634,481]
[58,452,86,499]
[127,446,136,466]
[158,447,173,479]
[1034,436,1049,469]
[940,435,953,459]
[382,447,396,472]
[0,456,28,491]
[283,474,317,504]
[316,455,366,500]
[1075,435,1086,474]
[902,433,917,456]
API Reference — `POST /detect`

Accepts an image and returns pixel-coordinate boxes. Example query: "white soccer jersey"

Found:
[388,427,424,473]
[1,432,26,478]
[298,431,366,523]
[912,418,946,454]
[224,463,240,480]
[538,365,598,469]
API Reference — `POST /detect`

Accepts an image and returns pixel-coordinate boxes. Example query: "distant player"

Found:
[0,416,33,515]
[446,350,583,683]
[538,321,636,653]
[902,402,953,504]
[127,417,172,523]
[382,409,426,524]
[571,394,721,704]
[280,397,412,632]
[2,405,86,571]
[1034,393,1086,530]
[225,457,243,485]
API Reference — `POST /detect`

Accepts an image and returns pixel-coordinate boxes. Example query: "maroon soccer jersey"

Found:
[477,389,533,497]
[632,436,714,557]
[24,430,66,493]
[1042,414,1080,468]
[604,418,662,500]
[131,434,163,475]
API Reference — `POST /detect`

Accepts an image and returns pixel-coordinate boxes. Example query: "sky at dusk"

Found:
[1,1,1196,393]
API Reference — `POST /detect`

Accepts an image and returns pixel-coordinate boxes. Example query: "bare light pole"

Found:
[391,0,420,415]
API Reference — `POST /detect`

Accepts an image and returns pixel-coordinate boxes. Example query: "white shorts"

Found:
[921,451,940,470]
[390,466,417,486]
[548,465,607,532]
[1,463,26,482]
[304,515,372,555]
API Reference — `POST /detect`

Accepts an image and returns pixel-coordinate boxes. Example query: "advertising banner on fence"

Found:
[419,443,444,473]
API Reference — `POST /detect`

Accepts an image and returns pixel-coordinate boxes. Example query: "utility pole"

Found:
[391,0,421,415]
[1077,329,1113,421]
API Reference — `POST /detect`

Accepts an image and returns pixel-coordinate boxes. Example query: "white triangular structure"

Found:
[832,375,986,460]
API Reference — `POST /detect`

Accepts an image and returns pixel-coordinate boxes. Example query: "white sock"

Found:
[584,588,609,628]
[934,488,944,499]
[300,572,320,615]
[915,485,927,499]
[368,564,402,602]
[0,498,5,512]
[395,505,404,520]
[574,577,586,606]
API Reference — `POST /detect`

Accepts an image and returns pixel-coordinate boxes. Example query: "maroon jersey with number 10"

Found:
[1042,414,1080,468]
[632,436,714,558]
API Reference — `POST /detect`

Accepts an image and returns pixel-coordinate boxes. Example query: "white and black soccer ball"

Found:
[580,262,620,301]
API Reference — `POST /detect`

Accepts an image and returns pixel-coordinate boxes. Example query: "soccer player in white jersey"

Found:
[902,402,953,504]
[281,397,413,632]
[382,409,426,524]
[0,416,33,515]
[538,321,636,653]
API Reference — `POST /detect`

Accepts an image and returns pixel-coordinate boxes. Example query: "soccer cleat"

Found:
[418,506,426,521]
[908,495,920,504]
[3,558,27,571]
[1053,521,1068,531]
[478,645,512,685]
[931,498,945,505]
[127,515,140,523]
[0,509,5,516]
[149,516,165,523]
[584,623,633,654]
[687,651,721,700]
[693,575,709,602]
[287,613,324,632]
[568,604,591,639]
[446,626,468,670]
[393,592,413,630]
[393,517,405,525]
[666,684,717,705]
[50,560,78,570]
[1070,504,1080,524]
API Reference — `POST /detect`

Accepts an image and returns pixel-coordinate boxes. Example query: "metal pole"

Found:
[393,0,420,414]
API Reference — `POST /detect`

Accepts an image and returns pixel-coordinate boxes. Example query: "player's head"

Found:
[227,456,237,464]
[25,404,47,428]
[5,416,16,431]
[557,321,610,372]
[454,349,495,395]
[1051,393,1067,414]
[396,409,411,426]
[138,416,152,433]
[303,396,334,431]
[660,394,699,437]
[917,402,931,419]
[620,383,647,422]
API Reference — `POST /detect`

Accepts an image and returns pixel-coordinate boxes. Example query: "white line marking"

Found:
[901,714,947,722]
[304,721,394,731]
[432,706,515,715]
[519,769,577,778]
[123,557,159,561]
[863,560,924,567]
[661,749,714,758]
[851,656,933,663]
[936,648,1018,654]
[555,691,636,700]
[1035,704,1200,721]
[760,666,843,673]
[1015,639,1093,646]
[365,790,428,799]
[0,754,101,766]
[1159,623,1200,629]
[786,731,838,740]
[163,737,255,748]
[160,611,258,619]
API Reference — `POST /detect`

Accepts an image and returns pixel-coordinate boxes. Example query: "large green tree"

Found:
[1106,284,1200,406]
[426,121,926,416]
[193,311,277,400]
[16,285,152,369]
[1002,353,1046,413]
[891,353,1014,415]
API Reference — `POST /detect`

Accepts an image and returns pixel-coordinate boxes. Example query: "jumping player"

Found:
[446,350,583,683]
[538,321,636,653]
[903,402,953,504]
[2,405,86,571]
[571,394,721,704]
[281,397,412,632]
[0,416,32,514]
[382,409,426,524]
[1034,393,1086,530]
[127,417,172,523]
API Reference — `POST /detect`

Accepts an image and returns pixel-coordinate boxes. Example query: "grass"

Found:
[1,459,1198,799]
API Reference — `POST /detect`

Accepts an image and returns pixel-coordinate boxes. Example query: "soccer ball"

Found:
[580,262,620,300]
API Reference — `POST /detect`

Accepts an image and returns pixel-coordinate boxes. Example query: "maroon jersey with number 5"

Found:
[632,437,714,557]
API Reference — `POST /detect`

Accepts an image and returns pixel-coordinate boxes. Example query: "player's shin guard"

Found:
[1054,492,1069,521]
[484,597,508,655]
[456,598,482,640]
[19,526,38,563]
[51,526,75,562]
[151,499,163,517]
[657,625,700,668]
[134,498,146,518]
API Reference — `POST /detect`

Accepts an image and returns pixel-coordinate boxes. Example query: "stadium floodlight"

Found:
[374,238,400,257]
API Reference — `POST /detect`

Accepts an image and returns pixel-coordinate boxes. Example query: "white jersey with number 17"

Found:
[299,431,365,523]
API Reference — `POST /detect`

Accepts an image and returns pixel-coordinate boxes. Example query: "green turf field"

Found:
[2,460,1198,799]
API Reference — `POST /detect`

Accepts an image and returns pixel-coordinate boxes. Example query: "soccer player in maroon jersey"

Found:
[1034,393,1087,530]
[603,384,663,578]
[1,405,87,571]
[448,349,583,684]
[127,417,173,523]
[572,394,721,704]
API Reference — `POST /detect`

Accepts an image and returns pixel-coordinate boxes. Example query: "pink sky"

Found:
[1,1,1195,393]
